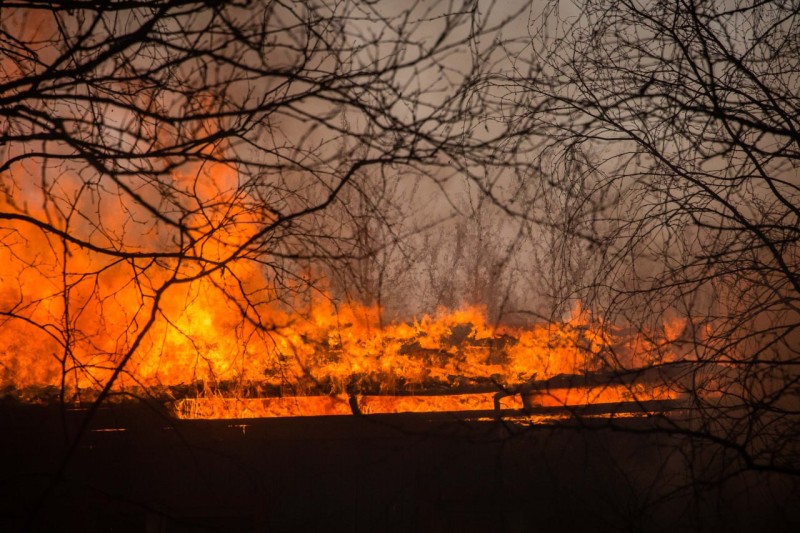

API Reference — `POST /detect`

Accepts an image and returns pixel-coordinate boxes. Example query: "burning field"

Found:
[0,151,692,420]
[1,278,689,420]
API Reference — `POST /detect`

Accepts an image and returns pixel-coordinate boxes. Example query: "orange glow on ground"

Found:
[169,385,679,420]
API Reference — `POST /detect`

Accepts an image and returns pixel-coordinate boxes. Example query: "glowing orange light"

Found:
[1,147,688,418]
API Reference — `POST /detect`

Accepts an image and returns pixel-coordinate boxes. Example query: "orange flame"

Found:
[1,144,687,418]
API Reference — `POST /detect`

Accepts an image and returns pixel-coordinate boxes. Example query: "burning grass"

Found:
[1,294,692,418]
[0,153,693,418]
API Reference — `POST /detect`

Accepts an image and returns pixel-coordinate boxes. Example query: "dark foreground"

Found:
[1,403,798,532]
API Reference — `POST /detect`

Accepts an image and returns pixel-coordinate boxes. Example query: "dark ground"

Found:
[1,403,798,532]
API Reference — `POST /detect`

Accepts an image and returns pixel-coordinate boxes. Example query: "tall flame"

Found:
[1,140,687,417]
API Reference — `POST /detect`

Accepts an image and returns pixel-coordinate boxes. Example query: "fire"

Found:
[1,142,687,418]
[172,393,525,420]
[1,253,685,417]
